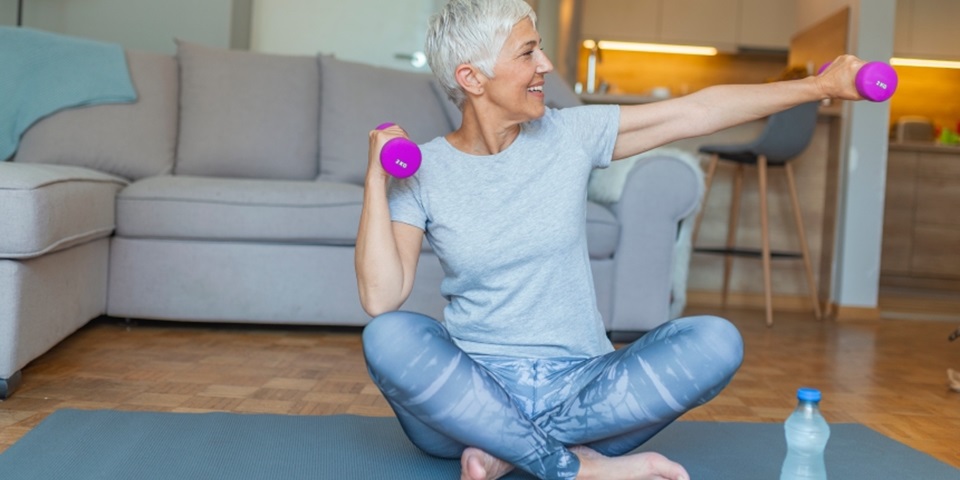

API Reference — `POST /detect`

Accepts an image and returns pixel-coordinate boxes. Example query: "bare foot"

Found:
[572,446,689,480]
[460,447,515,480]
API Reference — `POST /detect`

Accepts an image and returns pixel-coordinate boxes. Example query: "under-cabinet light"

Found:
[583,39,717,56]
[890,57,960,69]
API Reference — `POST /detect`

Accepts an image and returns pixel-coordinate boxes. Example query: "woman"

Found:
[356,2,864,479]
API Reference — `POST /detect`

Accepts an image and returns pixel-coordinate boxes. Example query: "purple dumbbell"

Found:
[376,123,421,178]
[818,61,898,102]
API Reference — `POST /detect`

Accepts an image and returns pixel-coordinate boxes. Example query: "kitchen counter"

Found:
[889,141,960,154]
[579,93,665,105]
[581,94,845,120]
[882,142,960,288]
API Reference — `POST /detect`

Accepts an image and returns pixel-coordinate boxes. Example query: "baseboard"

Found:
[686,290,816,312]
[686,290,881,322]
[828,304,881,322]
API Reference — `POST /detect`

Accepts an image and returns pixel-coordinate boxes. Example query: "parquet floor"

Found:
[1,307,959,470]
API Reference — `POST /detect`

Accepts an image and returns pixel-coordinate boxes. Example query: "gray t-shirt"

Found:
[389,105,621,358]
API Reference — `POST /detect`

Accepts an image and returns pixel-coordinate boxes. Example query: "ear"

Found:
[454,63,485,97]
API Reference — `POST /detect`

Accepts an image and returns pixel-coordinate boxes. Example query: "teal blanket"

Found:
[0,27,137,161]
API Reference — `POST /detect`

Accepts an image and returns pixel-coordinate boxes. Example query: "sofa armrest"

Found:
[607,154,703,338]
[0,162,127,259]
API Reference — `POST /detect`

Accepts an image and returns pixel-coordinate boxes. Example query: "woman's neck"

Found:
[446,102,522,156]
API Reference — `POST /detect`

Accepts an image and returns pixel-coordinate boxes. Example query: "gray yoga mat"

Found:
[0,409,957,479]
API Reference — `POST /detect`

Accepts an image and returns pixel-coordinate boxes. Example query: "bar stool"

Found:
[692,101,822,326]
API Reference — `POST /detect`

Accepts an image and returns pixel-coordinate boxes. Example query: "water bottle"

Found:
[780,387,830,480]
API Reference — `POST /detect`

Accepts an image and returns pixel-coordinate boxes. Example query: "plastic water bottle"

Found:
[780,387,830,480]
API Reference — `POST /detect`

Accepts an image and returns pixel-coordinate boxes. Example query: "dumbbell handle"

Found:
[818,61,898,102]
[376,123,422,178]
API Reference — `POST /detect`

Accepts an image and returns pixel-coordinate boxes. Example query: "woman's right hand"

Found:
[367,124,410,184]
[358,123,424,316]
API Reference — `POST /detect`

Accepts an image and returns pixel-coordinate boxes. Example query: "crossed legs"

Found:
[362,312,743,479]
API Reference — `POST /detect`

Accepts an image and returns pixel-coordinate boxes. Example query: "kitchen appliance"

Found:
[892,116,935,143]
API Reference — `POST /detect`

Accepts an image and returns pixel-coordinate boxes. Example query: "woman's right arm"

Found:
[355,126,424,317]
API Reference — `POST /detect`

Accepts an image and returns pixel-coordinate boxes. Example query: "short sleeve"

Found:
[387,176,427,230]
[550,105,620,169]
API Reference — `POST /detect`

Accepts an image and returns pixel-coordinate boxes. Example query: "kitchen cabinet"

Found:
[737,0,795,50]
[881,150,917,275]
[894,0,960,60]
[581,0,660,43]
[882,145,960,282]
[580,0,794,50]
[660,0,738,47]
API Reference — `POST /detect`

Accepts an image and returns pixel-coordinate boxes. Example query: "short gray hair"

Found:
[425,0,537,108]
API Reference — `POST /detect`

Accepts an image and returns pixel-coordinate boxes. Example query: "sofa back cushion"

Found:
[15,51,178,181]
[174,40,320,180]
[318,55,453,184]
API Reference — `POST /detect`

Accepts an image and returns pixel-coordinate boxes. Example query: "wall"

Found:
[0,1,18,26]
[575,49,788,97]
[250,0,543,72]
[250,0,436,71]
[13,0,248,53]
[889,67,960,132]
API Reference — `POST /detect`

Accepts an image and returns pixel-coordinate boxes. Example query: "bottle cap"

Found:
[797,387,822,402]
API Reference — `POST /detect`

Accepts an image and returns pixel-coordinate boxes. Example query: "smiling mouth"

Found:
[527,85,543,94]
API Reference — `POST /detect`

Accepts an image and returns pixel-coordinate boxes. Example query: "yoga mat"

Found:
[1,409,957,479]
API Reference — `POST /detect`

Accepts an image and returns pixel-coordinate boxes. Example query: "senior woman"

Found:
[356,1,864,479]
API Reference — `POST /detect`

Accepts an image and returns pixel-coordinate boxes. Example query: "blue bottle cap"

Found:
[797,387,822,402]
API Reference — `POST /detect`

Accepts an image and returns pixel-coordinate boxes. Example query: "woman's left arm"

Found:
[611,54,865,160]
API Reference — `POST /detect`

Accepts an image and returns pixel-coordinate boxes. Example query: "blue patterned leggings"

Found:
[362,312,743,479]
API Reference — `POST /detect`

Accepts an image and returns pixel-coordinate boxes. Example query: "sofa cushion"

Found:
[116,176,363,244]
[174,40,320,181]
[587,201,619,259]
[318,55,453,184]
[0,163,127,258]
[15,51,178,181]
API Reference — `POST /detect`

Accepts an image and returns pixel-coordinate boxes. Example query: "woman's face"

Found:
[484,18,554,123]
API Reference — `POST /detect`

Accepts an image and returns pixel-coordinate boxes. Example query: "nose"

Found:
[535,49,554,74]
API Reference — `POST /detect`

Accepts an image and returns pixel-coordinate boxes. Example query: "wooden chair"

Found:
[692,101,822,326]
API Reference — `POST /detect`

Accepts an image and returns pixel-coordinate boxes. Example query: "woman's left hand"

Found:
[815,54,868,101]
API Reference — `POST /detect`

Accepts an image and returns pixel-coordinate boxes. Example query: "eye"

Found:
[521,47,543,58]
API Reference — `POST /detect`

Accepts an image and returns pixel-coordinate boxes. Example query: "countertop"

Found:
[889,141,960,154]
[580,93,844,119]
[578,93,665,105]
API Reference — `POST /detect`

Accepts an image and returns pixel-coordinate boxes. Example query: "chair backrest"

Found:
[750,101,820,164]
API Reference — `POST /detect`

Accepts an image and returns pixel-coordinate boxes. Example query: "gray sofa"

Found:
[0,40,702,398]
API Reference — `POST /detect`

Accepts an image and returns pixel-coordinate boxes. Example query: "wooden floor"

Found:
[1,307,959,469]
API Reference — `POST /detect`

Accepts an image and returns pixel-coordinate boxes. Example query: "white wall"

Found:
[250,0,437,71]
[17,0,243,54]
[250,0,545,71]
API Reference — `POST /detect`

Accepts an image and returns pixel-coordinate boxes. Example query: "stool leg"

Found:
[785,163,823,320]
[758,155,773,326]
[722,163,744,310]
[692,154,719,245]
